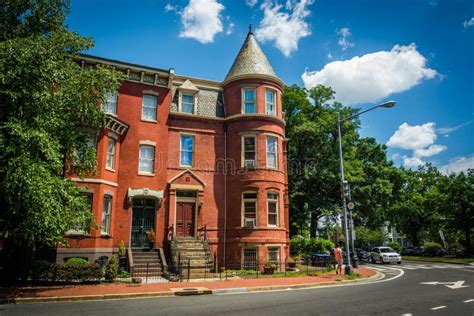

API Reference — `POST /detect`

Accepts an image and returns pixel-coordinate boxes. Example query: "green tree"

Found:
[0,0,123,281]
[439,169,474,255]
[389,165,443,246]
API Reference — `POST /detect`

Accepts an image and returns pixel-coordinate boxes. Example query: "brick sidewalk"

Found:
[0,268,375,302]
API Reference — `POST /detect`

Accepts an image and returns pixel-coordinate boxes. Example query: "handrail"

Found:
[127,247,134,270]
[200,225,217,273]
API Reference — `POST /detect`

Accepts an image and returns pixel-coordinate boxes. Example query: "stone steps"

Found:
[131,249,163,277]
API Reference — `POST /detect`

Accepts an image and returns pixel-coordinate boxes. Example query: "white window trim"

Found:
[138,144,155,176]
[142,90,159,97]
[267,246,281,270]
[103,92,118,116]
[178,90,198,114]
[242,191,258,228]
[241,135,257,168]
[265,89,276,116]
[105,137,116,171]
[179,133,195,168]
[101,194,112,235]
[266,136,278,169]
[267,192,279,227]
[241,88,256,114]
[141,94,158,122]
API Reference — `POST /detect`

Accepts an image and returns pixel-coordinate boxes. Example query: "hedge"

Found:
[290,237,334,256]
[387,242,402,254]
[422,242,443,256]
[31,259,103,283]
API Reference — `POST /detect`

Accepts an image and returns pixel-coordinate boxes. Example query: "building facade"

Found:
[60,30,289,270]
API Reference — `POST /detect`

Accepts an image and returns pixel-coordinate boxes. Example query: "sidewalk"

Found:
[0,268,376,304]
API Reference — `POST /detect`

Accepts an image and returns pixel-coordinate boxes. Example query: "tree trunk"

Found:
[1,238,34,284]
[310,211,318,238]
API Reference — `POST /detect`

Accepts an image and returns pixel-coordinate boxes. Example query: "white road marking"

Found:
[420,280,469,289]
[463,299,474,303]
[401,313,412,316]
[430,306,446,310]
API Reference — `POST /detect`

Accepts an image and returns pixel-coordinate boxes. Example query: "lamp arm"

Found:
[338,104,381,123]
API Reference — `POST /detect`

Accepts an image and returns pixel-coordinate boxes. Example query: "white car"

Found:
[371,247,402,264]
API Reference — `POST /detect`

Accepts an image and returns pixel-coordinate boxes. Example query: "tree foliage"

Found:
[0,0,123,280]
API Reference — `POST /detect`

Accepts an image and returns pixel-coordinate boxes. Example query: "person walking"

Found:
[334,244,343,274]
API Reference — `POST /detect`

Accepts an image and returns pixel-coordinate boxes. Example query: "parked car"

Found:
[355,248,370,260]
[401,246,414,255]
[306,253,333,267]
[371,247,402,264]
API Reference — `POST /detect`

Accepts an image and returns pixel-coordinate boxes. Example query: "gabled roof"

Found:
[224,29,281,86]
[178,79,199,92]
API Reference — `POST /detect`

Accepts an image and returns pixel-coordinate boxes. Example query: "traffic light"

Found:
[342,180,351,200]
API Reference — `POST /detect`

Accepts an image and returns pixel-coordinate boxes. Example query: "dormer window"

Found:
[265,90,276,115]
[181,94,195,114]
[242,89,256,114]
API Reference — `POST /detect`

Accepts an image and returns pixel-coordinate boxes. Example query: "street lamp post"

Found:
[337,100,396,275]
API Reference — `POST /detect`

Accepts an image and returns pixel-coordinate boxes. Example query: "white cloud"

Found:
[439,155,474,174]
[246,0,258,7]
[179,0,225,44]
[414,144,447,158]
[391,153,400,160]
[387,122,437,150]
[255,0,314,57]
[226,21,235,35]
[164,3,177,12]
[302,44,437,105]
[337,27,354,50]
[463,17,474,28]
[437,120,472,136]
[403,156,425,168]
[387,122,447,169]
[327,52,333,59]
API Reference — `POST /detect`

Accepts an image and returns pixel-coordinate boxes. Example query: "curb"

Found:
[4,270,383,304]
[403,259,474,266]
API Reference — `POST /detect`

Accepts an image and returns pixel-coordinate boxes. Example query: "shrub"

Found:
[290,237,334,256]
[105,256,118,281]
[447,243,464,257]
[53,263,102,282]
[387,242,402,254]
[423,242,443,256]
[290,236,306,256]
[118,240,126,257]
[31,260,53,281]
[117,271,130,278]
[264,261,277,269]
[65,257,89,266]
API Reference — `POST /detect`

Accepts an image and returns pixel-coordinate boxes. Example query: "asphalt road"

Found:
[1,261,473,316]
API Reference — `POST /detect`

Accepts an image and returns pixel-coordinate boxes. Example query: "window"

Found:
[242,89,256,113]
[242,247,258,270]
[266,137,277,168]
[141,95,157,121]
[267,193,278,226]
[106,138,116,170]
[243,136,256,168]
[139,145,155,174]
[102,92,117,115]
[181,94,195,114]
[243,192,257,228]
[67,193,93,234]
[268,247,280,270]
[74,137,96,164]
[180,135,194,167]
[101,195,112,234]
[265,90,276,115]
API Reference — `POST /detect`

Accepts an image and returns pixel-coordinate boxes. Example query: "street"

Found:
[1,261,473,315]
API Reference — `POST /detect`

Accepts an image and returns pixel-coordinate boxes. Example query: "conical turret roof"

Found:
[224,28,281,86]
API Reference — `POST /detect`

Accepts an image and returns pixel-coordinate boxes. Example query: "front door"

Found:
[131,199,155,248]
[176,202,195,237]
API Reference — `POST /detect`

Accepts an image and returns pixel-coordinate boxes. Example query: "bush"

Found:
[290,237,334,256]
[105,256,118,281]
[446,243,464,257]
[53,263,102,282]
[65,257,89,266]
[423,242,443,256]
[118,240,126,257]
[31,260,53,281]
[387,242,402,254]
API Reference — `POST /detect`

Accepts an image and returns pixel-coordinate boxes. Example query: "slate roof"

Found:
[225,30,279,83]
[170,86,225,118]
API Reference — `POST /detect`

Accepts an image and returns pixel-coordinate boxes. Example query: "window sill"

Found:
[138,172,155,177]
[141,118,158,123]
[65,232,90,237]
[105,167,115,172]
[179,165,193,169]
[105,112,118,117]
[100,233,112,238]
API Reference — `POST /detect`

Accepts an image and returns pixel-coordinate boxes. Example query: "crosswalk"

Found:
[367,262,474,272]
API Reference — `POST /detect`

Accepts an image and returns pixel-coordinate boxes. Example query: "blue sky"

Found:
[67,0,474,173]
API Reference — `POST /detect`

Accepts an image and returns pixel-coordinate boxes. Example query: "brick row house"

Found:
[61,30,290,273]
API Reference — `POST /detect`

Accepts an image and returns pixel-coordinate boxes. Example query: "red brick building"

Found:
[61,30,289,271]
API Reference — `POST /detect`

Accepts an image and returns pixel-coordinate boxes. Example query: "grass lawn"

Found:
[403,256,474,264]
